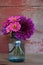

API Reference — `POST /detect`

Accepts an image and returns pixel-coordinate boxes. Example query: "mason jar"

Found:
[8,35,25,62]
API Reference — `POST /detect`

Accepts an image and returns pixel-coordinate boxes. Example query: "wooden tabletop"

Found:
[0,53,43,65]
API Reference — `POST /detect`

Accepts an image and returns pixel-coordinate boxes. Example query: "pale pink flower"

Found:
[13,16,21,21]
[8,16,14,21]
[6,22,21,33]
[8,16,21,22]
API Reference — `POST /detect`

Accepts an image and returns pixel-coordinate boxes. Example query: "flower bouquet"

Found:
[2,16,35,62]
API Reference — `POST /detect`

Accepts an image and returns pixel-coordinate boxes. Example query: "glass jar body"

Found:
[8,38,25,62]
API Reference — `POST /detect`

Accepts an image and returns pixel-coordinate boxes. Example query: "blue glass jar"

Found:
[8,35,25,62]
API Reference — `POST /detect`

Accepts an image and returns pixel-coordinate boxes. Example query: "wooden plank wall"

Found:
[0,0,43,53]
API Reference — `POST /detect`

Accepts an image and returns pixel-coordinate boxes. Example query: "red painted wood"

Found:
[0,0,43,53]
[0,7,24,18]
[0,0,43,6]
[0,0,25,6]
[0,34,10,53]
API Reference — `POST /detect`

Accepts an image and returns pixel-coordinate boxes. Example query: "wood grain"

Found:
[0,0,43,53]
[0,53,43,65]
[0,0,43,7]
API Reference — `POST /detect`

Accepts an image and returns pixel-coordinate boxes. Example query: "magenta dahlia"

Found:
[15,16,35,40]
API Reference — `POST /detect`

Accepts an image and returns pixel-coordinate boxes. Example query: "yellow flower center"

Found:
[13,24,17,29]
[13,17,17,21]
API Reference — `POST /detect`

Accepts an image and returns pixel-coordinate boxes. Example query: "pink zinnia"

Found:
[8,16,14,21]
[6,22,21,33]
[8,16,21,22]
